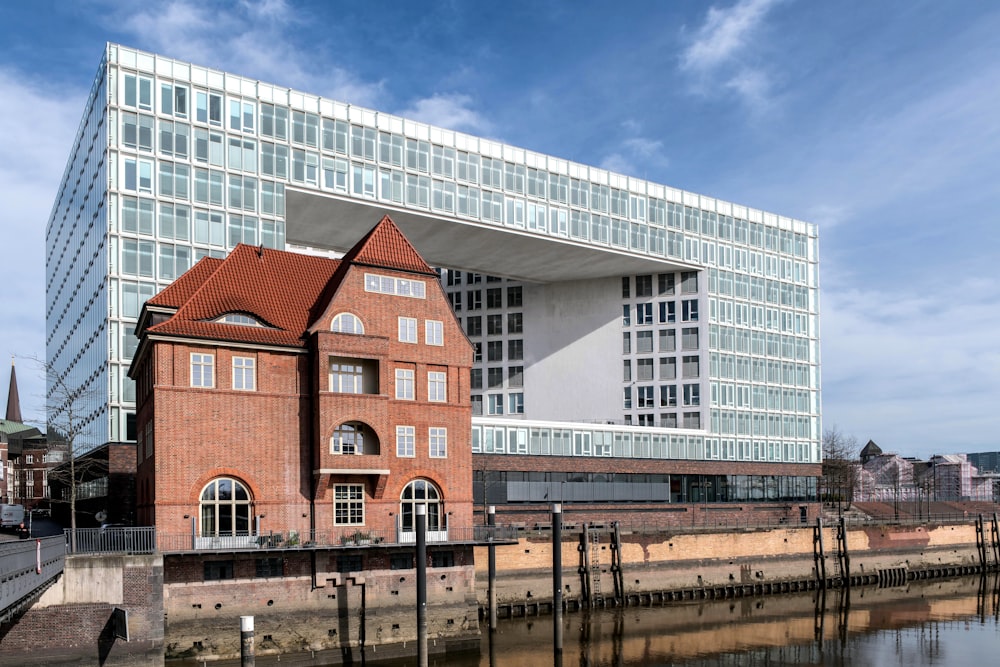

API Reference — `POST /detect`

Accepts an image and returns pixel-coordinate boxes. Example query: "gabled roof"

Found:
[860,440,882,458]
[339,215,437,276]
[144,216,430,348]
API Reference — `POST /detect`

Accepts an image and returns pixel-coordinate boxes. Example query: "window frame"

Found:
[190,352,215,388]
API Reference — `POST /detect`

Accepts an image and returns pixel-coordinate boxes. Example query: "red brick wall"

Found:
[138,260,473,539]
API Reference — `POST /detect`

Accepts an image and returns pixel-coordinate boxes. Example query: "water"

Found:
[406,575,1000,666]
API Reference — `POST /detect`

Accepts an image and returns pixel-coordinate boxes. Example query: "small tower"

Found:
[5,358,22,423]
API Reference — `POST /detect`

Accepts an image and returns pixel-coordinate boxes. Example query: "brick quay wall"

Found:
[0,522,986,664]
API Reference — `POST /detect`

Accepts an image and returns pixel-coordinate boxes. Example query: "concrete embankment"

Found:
[474,522,984,616]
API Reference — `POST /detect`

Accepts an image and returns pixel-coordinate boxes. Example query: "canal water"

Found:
[392,574,1000,667]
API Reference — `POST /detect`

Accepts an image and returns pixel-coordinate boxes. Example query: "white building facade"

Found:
[46,44,821,472]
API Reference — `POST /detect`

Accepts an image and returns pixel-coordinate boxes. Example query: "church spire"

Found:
[6,357,22,423]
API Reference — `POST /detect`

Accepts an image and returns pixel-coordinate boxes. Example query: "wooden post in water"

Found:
[552,504,563,660]
[488,505,497,631]
[240,615,254,667]
[814,517,827,589]
[416,505,428,667]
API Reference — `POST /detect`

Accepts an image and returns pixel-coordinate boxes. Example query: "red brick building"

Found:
[129,216,473,544]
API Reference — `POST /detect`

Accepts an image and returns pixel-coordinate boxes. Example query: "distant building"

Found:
[1,361,60,509]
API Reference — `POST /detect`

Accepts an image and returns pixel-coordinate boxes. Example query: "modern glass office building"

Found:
[46,44,821,473]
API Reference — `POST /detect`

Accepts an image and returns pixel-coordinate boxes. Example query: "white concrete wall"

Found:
[523,277,622,422]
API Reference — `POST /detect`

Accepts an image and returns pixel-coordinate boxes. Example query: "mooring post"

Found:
[488,505,497,631]
[815,517,827,589]
[416,504,428,667]
[240,615,254,667]
[553,503,563,659]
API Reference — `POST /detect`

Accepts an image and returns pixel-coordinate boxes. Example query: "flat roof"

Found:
[286,189,695,283]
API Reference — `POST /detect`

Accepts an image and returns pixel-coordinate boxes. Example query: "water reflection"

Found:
[456,574,1000,667]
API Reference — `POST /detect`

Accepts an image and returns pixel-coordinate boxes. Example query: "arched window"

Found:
[399,479,446,540]
[200,478,253,537]
[331,313,364,334]
[330,422,379,455]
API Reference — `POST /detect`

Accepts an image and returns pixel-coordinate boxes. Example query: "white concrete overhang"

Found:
[286,188,697,283]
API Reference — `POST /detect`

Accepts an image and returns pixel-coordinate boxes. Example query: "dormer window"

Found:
[215,313,268,327]
[331,312,364,335]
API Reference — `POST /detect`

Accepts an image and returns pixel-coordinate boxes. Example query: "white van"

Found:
[0,504,25,529]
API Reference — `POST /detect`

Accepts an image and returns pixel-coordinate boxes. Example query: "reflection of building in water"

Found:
[488,576,992,665]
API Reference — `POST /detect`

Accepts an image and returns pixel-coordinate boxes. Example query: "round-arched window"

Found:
[331,313,364,334]
[200,478,253,537]
[400,479,443,532]
[332,422,365,455]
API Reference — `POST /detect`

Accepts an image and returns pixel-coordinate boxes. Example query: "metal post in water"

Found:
[240,615,254,667]
[416,504,428,667]
[488,505,497,631]
[552,503,563,659]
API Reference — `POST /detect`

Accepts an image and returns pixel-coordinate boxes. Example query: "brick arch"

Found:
[389,470,452,502]
[187,468,261,506]
[328,418,383,455]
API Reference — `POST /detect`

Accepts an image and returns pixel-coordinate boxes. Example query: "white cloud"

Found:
[114,0,384,107]
[0,68,86,422]
[395,93,491,134]
[680,0,781,108]
[600,125,669,177]
[820,276,1000,457]
[681,0,780,72]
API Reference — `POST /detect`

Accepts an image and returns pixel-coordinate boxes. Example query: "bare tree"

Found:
[31,357,102,552]
[822,426,860,513]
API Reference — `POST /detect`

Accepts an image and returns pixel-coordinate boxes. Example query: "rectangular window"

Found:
[507,286,522,308]
[683,384,701,406]
[682,299,699,322]
[233,357,255,391]
[334,484,364,525]
[487,341,503,362]
[508,393,524,414]
[363,273,427,299]
[659,301,676,323]
[637,358,654,381]
[470,368,483,389]
[396,426,415,457]
[507,312,523,334]
[682,356,700,378]
[660,385,677,407]
[681,271,699,294]
[636,330,653,353]
[637,303,653,325]
[428,371,447,402]
[429,427,447,458]
[487,314,503,336]
[682,327,700,350]
[425,320,443,346]
[508,366,523,387]
[660,357,677,380]
[396,368,415,400]
[488,394,504,415]
[487,367,504,388]
[635,275,653,297]
[466,316,482,337]
[329,360,364,394]
[398,317,417,343]
[190,353,214,388]
[507,339,523,360]
[486,288,503,309]
[658,273,675,295]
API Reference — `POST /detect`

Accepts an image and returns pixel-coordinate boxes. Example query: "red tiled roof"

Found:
[340,215,438,276]
[147,245,340,347]
[145,216,433,347]
[147,256,224,308]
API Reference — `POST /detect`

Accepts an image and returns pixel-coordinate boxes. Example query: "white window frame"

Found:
[395,368,415,400]
[428,371,447,402]
[190,353,215,388]
[333,484,365,526]
[398,316,417,343]
[429,427,447,458]
[331,312,364,334]
[396,425,415,457]
[330,360,364,394]
[425,319,444,346]
[232,356,255,391]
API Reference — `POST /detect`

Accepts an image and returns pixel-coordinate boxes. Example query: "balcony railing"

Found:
[66,524,520,553]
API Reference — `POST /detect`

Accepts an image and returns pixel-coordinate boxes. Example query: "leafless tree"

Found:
[30,356,102,552]
[822,426,860,513]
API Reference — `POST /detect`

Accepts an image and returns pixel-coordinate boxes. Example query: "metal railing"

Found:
[155,524,521,552]
[0,536,65,622]
[65,527,157,554]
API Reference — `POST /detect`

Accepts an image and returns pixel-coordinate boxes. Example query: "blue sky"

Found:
[1,0,998,459]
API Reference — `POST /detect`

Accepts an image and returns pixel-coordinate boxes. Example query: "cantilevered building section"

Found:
[46,44,821,494]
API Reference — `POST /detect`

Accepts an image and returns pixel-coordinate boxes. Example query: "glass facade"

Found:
[46,44,820,462]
